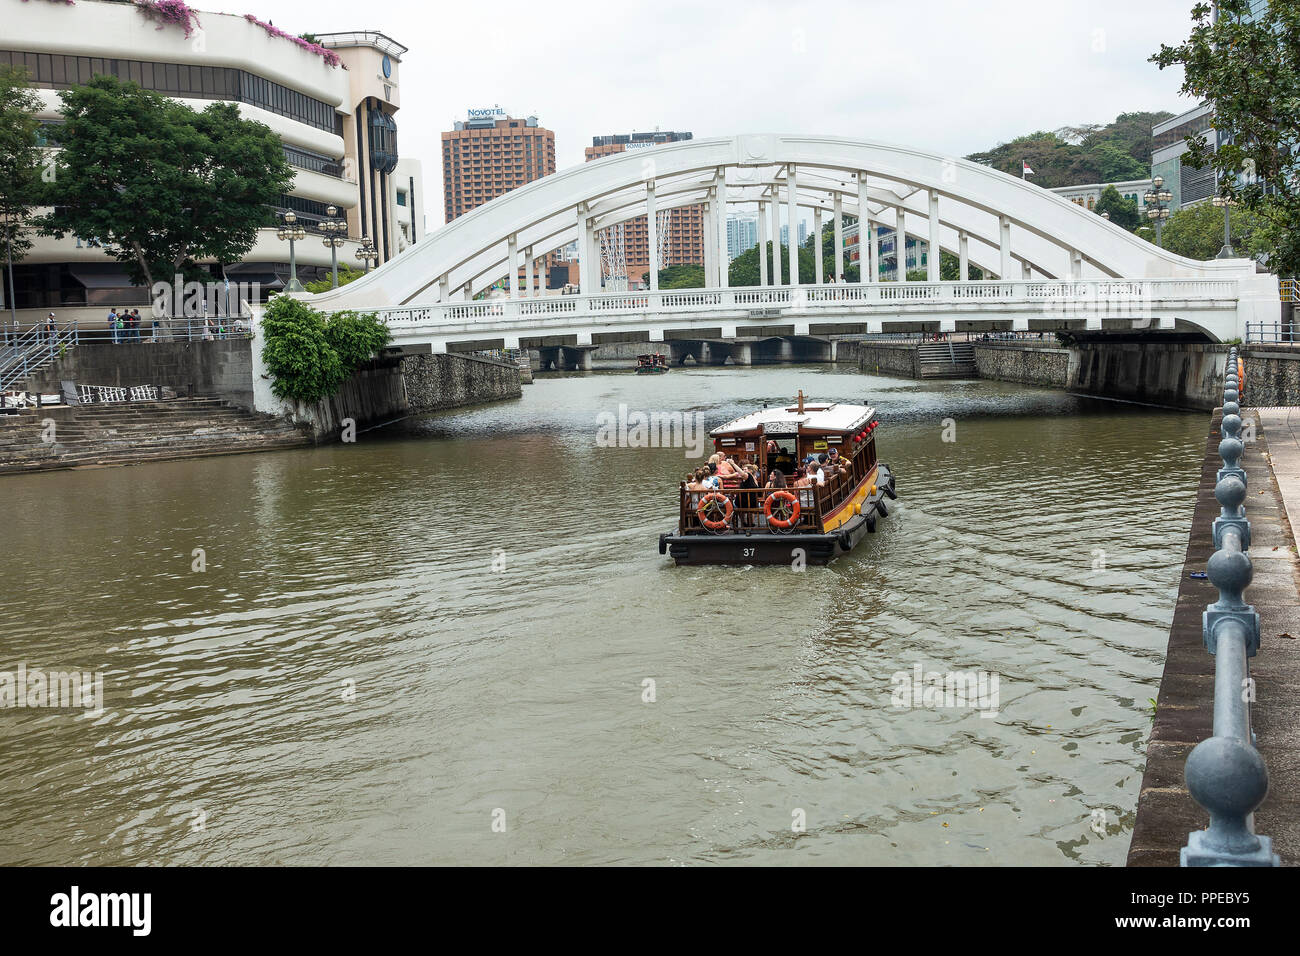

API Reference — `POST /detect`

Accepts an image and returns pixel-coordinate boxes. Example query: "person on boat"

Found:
[804,456,825,485]
[714,452,743,480]
[792,466,812,489]
[764,469,788,489]
[702,463,722,491]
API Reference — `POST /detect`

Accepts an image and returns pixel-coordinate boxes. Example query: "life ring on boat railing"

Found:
[763,490,801,529]
[697,492,734,531]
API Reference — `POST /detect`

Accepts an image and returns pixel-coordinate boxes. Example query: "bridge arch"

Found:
[307,133,1258,313]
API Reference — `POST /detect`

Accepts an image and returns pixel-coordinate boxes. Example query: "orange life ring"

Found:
[697,492,734,530]
[764,490,801,529]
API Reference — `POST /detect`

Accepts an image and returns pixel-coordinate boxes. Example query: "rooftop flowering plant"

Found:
[133,0,202,39]
[243,14,344,69]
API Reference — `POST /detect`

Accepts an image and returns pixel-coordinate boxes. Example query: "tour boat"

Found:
[635,353,670,374]
[658,391,896,565]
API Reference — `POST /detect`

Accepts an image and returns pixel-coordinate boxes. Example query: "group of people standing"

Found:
[107,308,145,344]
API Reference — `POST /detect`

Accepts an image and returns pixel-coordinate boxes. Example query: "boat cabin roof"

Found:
[710,401,875,437]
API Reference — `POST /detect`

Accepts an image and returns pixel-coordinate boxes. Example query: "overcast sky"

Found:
[206,0,1200,228]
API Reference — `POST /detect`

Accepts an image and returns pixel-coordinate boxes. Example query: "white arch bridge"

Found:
[299,134,1279,351]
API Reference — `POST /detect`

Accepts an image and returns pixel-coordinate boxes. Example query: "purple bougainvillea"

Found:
[133,0,202,39]
[243,14,344,69]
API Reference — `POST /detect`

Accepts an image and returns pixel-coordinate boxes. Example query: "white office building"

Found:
[3,1,424,323]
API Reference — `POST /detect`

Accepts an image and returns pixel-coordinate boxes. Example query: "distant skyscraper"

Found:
[726,215,758,261]
[441,110,555,221]
[780,222,809,248]
[585,131,703,284]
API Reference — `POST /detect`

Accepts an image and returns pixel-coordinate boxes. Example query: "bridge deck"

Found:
[1127,409,1300,866]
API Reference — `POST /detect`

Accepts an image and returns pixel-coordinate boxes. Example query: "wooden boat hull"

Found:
[635,366,669,374]
[661,465,895,566]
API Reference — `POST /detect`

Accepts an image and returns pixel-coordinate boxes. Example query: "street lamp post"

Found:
[277,210,307,292]
[354,237,379,274]
[318,205,348,289]
[1213,194,1237,259]
[1144,176,1173,248]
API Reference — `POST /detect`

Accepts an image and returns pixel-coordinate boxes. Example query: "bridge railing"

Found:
[375,278,1241,330]
[1180,346,1279,867]
[1245,321,1298,344]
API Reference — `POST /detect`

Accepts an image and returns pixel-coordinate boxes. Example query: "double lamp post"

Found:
[277,205,380,291]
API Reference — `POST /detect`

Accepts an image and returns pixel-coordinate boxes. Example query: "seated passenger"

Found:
[804,456,825,486]
[715,452,742,479]
[765,469,787,489]
[792,466,812,489]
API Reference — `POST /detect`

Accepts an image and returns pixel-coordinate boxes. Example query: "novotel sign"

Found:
[467,107,507,119]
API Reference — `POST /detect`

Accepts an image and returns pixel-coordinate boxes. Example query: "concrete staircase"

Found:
[917,341,977,378]
[0,397,311,474]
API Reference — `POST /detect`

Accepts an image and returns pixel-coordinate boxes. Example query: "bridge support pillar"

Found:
[649,329,664,342]
[729,342,753,366]
[939,318,955,334]
[668,341,696,366]
[776,338,794,362]
[1012,318,1028,332]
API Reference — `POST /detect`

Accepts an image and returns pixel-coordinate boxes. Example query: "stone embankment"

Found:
[0,397,310,474]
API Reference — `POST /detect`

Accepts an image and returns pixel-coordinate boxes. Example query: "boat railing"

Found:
[679,485,822,534]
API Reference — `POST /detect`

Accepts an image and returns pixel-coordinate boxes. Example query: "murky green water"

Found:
[0,365,1206,865]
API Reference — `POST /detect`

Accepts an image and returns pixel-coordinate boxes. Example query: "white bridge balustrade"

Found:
[367,277,1259,353]
[288,133,1280,349]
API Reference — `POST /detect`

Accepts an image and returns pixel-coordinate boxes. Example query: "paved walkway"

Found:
[1258,408,1300,552]
[1128,408,1300,866]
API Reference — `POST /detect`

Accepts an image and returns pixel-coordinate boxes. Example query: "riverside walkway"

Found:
[1128,405,1300,866]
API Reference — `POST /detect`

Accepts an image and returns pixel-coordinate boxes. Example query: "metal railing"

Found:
[1181,347,1279,867]
[1245,321,1299,344]
[1,322,80,394]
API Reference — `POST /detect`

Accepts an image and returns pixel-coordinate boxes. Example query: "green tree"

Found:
[1096,184,1142,231]
[1152,0,1300,275]
[323,309,390,370]
[642,263,706,289]
[37,75,294,289]
[260,295,345,402]
[967,112,1173,188]
[1094,142,1149,182]
[729,241,816,285]
[0,66,44,321]
[304,264,366,294]
[938,250,984,281]
[1160,201,1268,261]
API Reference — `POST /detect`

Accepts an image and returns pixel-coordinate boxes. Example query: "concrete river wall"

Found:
[849,340,1300,411]
[23,340,522,445]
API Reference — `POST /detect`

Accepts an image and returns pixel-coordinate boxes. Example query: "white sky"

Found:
[204,0,1198,229]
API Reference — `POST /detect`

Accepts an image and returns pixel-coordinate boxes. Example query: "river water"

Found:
[0,365,1206,866]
